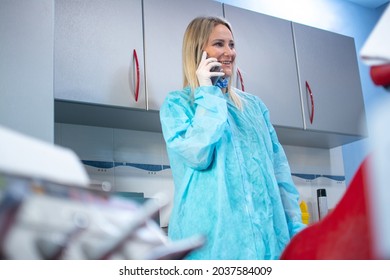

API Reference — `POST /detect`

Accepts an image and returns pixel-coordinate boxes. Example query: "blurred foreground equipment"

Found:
[361,5,390,91]
[281,5,390,260]
[0,126,204,260]
[361,4,390,260]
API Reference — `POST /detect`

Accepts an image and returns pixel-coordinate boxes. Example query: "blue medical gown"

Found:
[159,86,305,259]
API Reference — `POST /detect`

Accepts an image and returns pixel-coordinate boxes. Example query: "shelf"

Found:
[275,126,366,149]
[55,99,366,149]
[55,99,162,132]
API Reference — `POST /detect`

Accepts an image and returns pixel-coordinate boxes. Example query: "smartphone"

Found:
[210,65,222,85]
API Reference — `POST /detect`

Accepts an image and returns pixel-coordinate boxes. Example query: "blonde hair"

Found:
[182,16,242,109]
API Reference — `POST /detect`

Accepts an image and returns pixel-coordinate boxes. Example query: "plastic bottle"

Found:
[299,200,310,225]
[317,188,328,220]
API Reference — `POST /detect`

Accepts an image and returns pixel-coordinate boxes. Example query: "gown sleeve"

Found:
[261,102,307,237]
[160,86,228,170]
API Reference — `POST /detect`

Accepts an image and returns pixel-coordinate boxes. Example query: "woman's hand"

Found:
[196,51,224,86]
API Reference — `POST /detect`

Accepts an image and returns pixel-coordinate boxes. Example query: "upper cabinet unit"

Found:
[223,4,303,129]
[223,5,366,148]
[292,22,366,137]
[54,0,367,148]
[54,0,223,111]
[143,0,223,110]
[55,0,145,109]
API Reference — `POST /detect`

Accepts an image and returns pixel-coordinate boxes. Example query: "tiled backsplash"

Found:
[55,123,347,227]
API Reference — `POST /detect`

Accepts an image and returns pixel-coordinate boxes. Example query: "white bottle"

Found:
[317,188,328,220]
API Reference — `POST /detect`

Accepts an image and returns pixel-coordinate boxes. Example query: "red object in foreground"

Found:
[370,64,390,87]
[280,157,375,259]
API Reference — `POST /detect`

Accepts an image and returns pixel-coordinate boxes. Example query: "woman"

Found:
[159,16,305,260]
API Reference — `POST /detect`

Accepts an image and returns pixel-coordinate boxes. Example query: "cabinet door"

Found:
[293,23,365,135]
[0,0,54,142]
[224,5,303,129]
[55,0,145,109]
[143,0,223,111]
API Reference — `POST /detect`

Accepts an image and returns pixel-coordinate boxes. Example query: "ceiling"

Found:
[345,0,389,8]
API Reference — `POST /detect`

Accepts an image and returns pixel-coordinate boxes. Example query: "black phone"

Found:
[210,65,221,85]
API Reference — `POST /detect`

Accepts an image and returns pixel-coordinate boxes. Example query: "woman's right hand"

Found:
[196,51,224,86]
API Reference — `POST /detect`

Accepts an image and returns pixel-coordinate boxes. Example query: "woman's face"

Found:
[204,24,236,78]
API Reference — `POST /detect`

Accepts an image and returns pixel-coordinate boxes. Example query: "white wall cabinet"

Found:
[54,0,366,148]
[223,5,303,129]
[0,0,54,143]
[143,0,223,110]
[55,0,223,111]
[55,0,145,109]
[224,5,366,148]
[293,22,366,136]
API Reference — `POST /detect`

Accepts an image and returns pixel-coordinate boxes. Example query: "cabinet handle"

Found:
[133,49,140,102]
[305,81,314,124]
[237,67,245,91]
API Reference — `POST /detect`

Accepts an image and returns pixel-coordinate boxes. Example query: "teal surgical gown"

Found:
[160,85,305,260]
